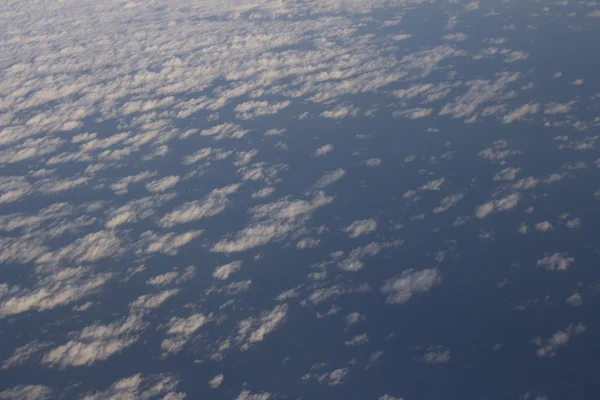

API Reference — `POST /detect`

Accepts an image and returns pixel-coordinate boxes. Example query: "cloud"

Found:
[419,178,445,191]
[209,374,224,389]
[338,242,382,271]
[82,374,184,400]
[421,349,451,364]
[42,314,146,368]
[394,108,433,119]
[237,304,288,350]
[212,191,333,253]
[321,105,359,119]
[443,33,468,41]
[381,268,441,304]
[345,333,369,346]
[433,193,464,213]
[364,158,382,167]
[0,385,52,400]
[0,267,112,319]
[537,253,574,271]
[501,103,540,123]
[139,230,202,255]
[345,312,366,325]
[533,323,586,358]
[314,144,334,156]
[161,314,210,356]
[235,100,290,120]
[475,193,521,218]
[159,184,240,228]
[145,175,180,193]
[213,261,242,280]
[313,169,346,189]
[544,101,576,114]
[535,221,554,232]
[343,219,377,238]
[236,391,271,400]
[566,293,582,307]
[251,187,276,199]
[513,176,539,190]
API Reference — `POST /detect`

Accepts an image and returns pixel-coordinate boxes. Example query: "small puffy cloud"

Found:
[572,79,584,86]
[313,169,346,189]
[533,323,586,358]
[513,176,539,190]
[537,253,574,271]
[159,184,240,228]
[296,237,320,249]
[493,167,520,181]
[501,103,540,123]
[0,385,52,400]
[419,178,445,191]
[394,108,433,119]
[213,261,242,280]
[321,105,359,119]
[544,101,576,114]
[338,242,382,271]
[82,373,183,400]
[314,144,334,156]
[161,314,210,356]
[208,374,224,389]
[139,230,202,255]
[535,221,554,232]
[566,293,582,307]
[251,187,275,199]
[421,349,451,364]
[475,193,521,218]
[345,312,366,325]
[364,158,382,167]
[343,219,377,238]
[145,176,180,193]
[235,100,290,120]
[236,391,271,400]
[237,304,288,350]
[345,333,369,346]
[381,268,441,304]
[443,33,468,41]
[433,193,464,213]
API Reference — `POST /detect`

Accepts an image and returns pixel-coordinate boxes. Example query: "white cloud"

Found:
[237,304,288,350]
[533,323,586,358]
[236,391,271,400]
[212,191,333,253]
[213,261,242,280]
[313,169,346,189]
[364,158,382,167]
[501,103,540,123]
[209,374,224,389]
[345,333,369,346]
[475,193,521,218]
[161,314,210,356]
[343,219,377,238]
[535,221,554,232]
[421,349,451,364]
[314,144,334,156]
[139,230,202,255]
[394,108,433,119]
[321,105,359,119]
[235,100,290,120]
[338,242,382,271]
[159,184,240,228]
[433,193,464,213]
[0,385,52,400]
[537,253,574,271]
[380,268,441,304]
[420,178,445,191]
[566,293,582,307]
[145,175,180,193]
[82,373,184,400]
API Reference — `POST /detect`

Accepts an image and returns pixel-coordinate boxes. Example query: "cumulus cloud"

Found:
[343,219,377,238]
[537,253,574,271]
[421,349,451,364]
[138,230,202,255]
[237,304,288,350]
[159,184,240,228]
[533,323,586,358]
[212,191,333,253]
[213,261,242,280]
[313,169,346,189]
[475,193,521,218]
[314,144,334,156]
[433,193,464,213]
[345,333,369,346]
[0,385,52,400]
[82,373,184,400]
[501,103,540,123]
[380,268,441,304]
[209,374,224,389]
[161,314,210,356]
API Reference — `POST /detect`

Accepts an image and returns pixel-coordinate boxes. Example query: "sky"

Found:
[1,0,600,399]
